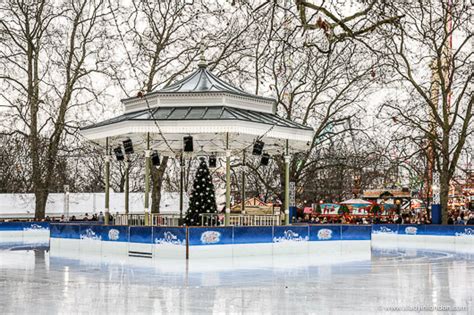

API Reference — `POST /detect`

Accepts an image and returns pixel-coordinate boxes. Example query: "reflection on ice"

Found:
[0,243,473,314]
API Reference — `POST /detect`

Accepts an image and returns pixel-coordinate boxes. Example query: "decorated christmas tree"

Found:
[185,158,218,226]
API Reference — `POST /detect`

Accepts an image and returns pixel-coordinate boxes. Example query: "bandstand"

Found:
[80,55,313,226]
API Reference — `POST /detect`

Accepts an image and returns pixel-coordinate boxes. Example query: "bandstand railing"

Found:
[200,213,281,227]
[114,214,181,226]
[113,213,281,227]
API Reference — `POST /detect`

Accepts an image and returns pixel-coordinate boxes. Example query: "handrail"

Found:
[200,213,281,227]
[113,213,281,227]
[114,213,181,226]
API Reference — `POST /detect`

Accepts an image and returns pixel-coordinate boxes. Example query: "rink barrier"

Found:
[48,224,372,259]
[0,222,50,246]
[3,223,472,257]
[371,224,474,252]
[371,224,474,236]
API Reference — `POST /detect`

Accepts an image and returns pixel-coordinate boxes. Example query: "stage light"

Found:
[114,146,124,161]
[260,153,270,166]
[252,140,264,155]
[209,155,217,168]
[184,136,193,152]
[123,138,134,154]
[151,151,160,166]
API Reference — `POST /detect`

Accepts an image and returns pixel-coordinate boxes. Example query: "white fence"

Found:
[0,192,188,218]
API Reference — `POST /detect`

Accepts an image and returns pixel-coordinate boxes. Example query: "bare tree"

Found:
[0,0,113,218]
[295,0,403,49]
[379,0,473,223]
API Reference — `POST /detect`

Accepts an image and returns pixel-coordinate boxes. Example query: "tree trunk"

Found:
[440,132,450,224]
[440,174,449,225]
[151,156,169,213]
[34,188,48,220]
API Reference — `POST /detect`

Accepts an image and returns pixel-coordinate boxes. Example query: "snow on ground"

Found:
[0,192,195,218]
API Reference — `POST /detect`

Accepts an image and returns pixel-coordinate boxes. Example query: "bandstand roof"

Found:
[80,58,314,155]
[131,62,275,103]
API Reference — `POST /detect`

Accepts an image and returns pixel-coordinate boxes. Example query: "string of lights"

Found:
[107,1,287,166]
[108,0,176,156]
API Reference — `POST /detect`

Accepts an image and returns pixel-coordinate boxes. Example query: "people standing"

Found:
[98,211,104,224]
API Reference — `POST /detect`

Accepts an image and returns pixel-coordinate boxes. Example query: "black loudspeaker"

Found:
[260,153,270,166]
[184,136,193,152]
[151,151,160,166]
[114,146,124,161]
[123,138,134,154]
[252,140,264,155]
[209,155,217,168]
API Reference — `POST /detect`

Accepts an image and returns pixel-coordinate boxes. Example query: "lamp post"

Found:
[63,185,70,221]
[179,152,184,223]
[104,137,110,225]
[225,133,231,226]
[284,139,291,225]
[241,150,246,214]
[144,133,151,226]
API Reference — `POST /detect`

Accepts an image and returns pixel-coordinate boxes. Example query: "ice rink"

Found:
[0,243,473,314]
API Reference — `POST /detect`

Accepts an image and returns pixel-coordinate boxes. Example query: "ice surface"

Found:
[0,245,473,314]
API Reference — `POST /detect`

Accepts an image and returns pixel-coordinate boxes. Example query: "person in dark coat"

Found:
[466,214,474,225]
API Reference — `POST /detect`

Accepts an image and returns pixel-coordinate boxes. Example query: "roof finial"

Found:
[198,43,207,68]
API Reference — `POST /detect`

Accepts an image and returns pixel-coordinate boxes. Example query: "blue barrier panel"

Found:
[309,225,341,241]
[289,206,297,222]
[341,225,371,240]
[153,227,186,246]
[398,224,426,235]
[0,222,49,231]
[50,224,62,238]
[372,224,399,235]
[188,227,233,246]
[424,225,455,236]
[273,226,309,243]
[79,225,103,240]
[56,224,80,239]
[432,204,442,224]
[452,225,474,236]
[129,226,152,244]
[233,226,273,244]
[100,225,129,242]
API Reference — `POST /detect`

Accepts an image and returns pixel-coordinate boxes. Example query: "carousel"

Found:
[80,53,314,226]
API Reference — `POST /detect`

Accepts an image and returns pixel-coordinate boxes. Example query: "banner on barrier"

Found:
[273,226,309,243]
[153,227,186,246]
[188,227,233,246]
[0,222,49,231]
[309,225,342,241]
